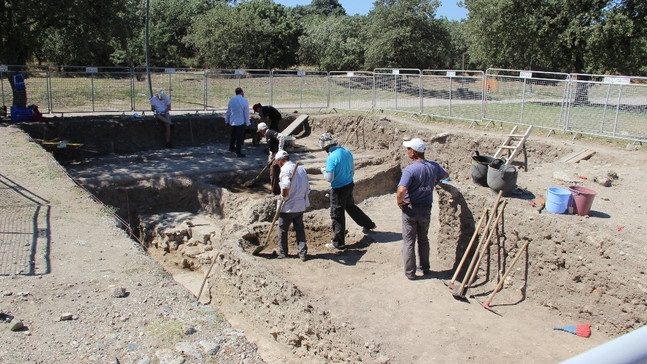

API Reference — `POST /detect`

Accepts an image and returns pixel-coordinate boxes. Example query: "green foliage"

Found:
[464,0,646,75]
[186,0,300,69]
[0,0,56,64]
[363,0,452,70]
[37,0,139,65]
[1,0,644,76]
[298,15,366,70]
[293,0,347,17]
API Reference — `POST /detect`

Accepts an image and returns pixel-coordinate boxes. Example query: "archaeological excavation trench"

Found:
[19,112,645,363]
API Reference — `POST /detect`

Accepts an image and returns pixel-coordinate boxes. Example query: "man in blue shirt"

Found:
[319,133,376,250]
[397,138,448,280]
[225,87,250,157]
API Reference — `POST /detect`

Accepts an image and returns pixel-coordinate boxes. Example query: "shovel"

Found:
[479,240,529,313]
[245,156,274,187]
[252,163,299,255]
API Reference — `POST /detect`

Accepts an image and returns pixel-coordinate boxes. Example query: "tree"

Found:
[298,15,366,71]
[187,0,300,69]
[1,0,66,65]
[363,0,452,70]
[464,0,646,75]
[294,0,346,17]
[36,0,141,66]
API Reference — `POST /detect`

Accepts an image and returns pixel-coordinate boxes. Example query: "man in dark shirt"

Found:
[257,122,285,195]
[253,103,282,131]
[397,138,448,280]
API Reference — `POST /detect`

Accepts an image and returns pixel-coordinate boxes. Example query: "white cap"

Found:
[257,122,268,131]
[275,150,289,160]
[403,138,426,152]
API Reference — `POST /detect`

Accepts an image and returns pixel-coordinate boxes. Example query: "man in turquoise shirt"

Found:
[319,133,376,250]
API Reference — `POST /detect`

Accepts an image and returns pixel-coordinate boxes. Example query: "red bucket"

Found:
[568,186,596,216]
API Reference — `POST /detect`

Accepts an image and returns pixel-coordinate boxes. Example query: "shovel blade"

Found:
[252,242,267,255]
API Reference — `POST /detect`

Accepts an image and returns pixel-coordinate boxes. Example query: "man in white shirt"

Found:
[225,87,250,157]
[275,150,310,261]
[150,90,172,148]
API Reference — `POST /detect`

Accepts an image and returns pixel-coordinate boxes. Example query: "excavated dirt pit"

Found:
[23,112,646,363]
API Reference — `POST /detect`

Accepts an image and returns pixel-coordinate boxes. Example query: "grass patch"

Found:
[146,319,185,348]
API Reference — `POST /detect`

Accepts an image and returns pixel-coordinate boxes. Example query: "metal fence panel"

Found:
[133,67,207,112]
[328,71,374,111]
[374,68,421,114]
[421,70,484,121]
[484,69,570,130]
[48,66,132,113]
[270,70,328,110]
[2,63,646,143]
[0,65,50,113]
[566,74,647,140]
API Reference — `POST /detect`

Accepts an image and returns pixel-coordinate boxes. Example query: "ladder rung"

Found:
[498,145,517,149]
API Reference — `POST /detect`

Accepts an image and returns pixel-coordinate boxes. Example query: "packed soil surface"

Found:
[1,110,645,364]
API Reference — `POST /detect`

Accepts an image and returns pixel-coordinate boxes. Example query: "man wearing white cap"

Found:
[397,138,448,280]
[274,150,310,261]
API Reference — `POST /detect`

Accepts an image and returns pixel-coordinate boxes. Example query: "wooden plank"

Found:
[560,149,595,163]
[567,150,595,163]
[280,114,309,136]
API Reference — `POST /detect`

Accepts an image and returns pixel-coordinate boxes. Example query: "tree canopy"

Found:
[1,0,644,75]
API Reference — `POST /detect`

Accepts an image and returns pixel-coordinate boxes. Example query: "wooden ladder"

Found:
[493,125,533,171]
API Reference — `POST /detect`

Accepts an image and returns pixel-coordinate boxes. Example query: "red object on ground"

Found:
[617,226,624,231]
[553,324,591,338]
[578,175,588,179]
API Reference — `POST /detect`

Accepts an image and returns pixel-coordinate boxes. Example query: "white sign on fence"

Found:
[446,71,456,77]
[392,69,400,75]
[0,65,8,72]
[603,76,631,85]
[85,67,98,73]
[297,70,306,77]
[347,72,355,77]
[520,71,533,79]
[164,68,176,74]
[235,69,245,76]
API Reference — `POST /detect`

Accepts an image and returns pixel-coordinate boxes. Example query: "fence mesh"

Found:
[0,175,50,276]
[422,70,484,121]
[1,65,646,142]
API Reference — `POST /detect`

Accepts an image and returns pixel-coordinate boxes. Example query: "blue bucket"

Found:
[546,187,572,214]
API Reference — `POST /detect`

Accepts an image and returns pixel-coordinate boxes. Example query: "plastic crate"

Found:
[10,106,34,122]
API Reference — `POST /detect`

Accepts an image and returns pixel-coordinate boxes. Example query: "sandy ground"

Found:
[1,111,645,363]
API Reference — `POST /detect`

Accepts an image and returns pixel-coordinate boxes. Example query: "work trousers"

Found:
[277,212,307,256]
[270,162,281,195]
[401,204,432,278]
[330,182,374,247]
[229,125,246,155]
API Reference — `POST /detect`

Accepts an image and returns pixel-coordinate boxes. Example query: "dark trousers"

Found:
[229,125,246,154]
[277,212,307,256]
[330,182,374,247]
[270,162,281,195]
[401,204,432,277]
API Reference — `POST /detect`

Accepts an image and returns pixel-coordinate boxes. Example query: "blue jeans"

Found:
[401,204,431,277]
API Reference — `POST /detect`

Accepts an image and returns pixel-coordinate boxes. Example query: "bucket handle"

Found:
[471,150,480,158]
